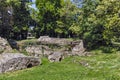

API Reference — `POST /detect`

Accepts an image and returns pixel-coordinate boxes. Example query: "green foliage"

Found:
[17,39,38,48]
[58,0,79,37]
[0,0,32,39]
[78,0,120,48]
[10,0,32,40]
[32,0,120,48]
[0,0,12,38]
[95,0,120,43]
[12,25,20,32]
[6,0,21,6]
[34,0,79,38]
[1,0,120,48]
[34,0,63,37]
[69,24,81,35]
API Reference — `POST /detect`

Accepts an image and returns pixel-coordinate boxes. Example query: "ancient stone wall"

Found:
[38,36,74,46]
[0,53,40,73]
[25,36,86,62]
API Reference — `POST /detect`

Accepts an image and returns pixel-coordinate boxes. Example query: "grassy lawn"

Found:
[0,50,120,80]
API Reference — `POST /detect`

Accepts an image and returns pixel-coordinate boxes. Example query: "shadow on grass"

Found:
[99,46,119,54]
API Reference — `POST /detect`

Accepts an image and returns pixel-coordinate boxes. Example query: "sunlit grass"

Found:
[0,50,120,80]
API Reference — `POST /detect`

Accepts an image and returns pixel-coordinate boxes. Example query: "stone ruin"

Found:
[0,37,40,73]
[0,36,88,73]
[0,53,40,73]
[26,36,88,62]
[38,36,73,45]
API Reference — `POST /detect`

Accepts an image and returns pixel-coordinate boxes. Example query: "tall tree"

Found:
[0,0,13,38]
[79,0,120,48]
[34,0,79,38]
[79,0,103,48]
[96,0,120,43]
[57,0,79,38]
[9,0,31,40]
[35,0,64,38]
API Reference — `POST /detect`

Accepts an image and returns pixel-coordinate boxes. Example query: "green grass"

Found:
[0,50,120,80]
[17,39,38,46]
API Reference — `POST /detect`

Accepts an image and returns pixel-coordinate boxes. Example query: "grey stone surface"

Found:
[25,46,43,57]
[0,37,12,53]
[0,53,40,73]
[25,45,53,57]
[38,36,86,61]
[48,52,63,62]
[42,46,53,57]
[72,40,86,56]
[25,36,87,62]
[38,36,73,46]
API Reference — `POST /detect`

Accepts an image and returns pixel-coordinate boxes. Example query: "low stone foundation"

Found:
[0,53,40,73]
[25,36,87,62]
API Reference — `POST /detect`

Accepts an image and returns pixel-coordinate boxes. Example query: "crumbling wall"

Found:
[26,36,86,62]
[0,53,40,73]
